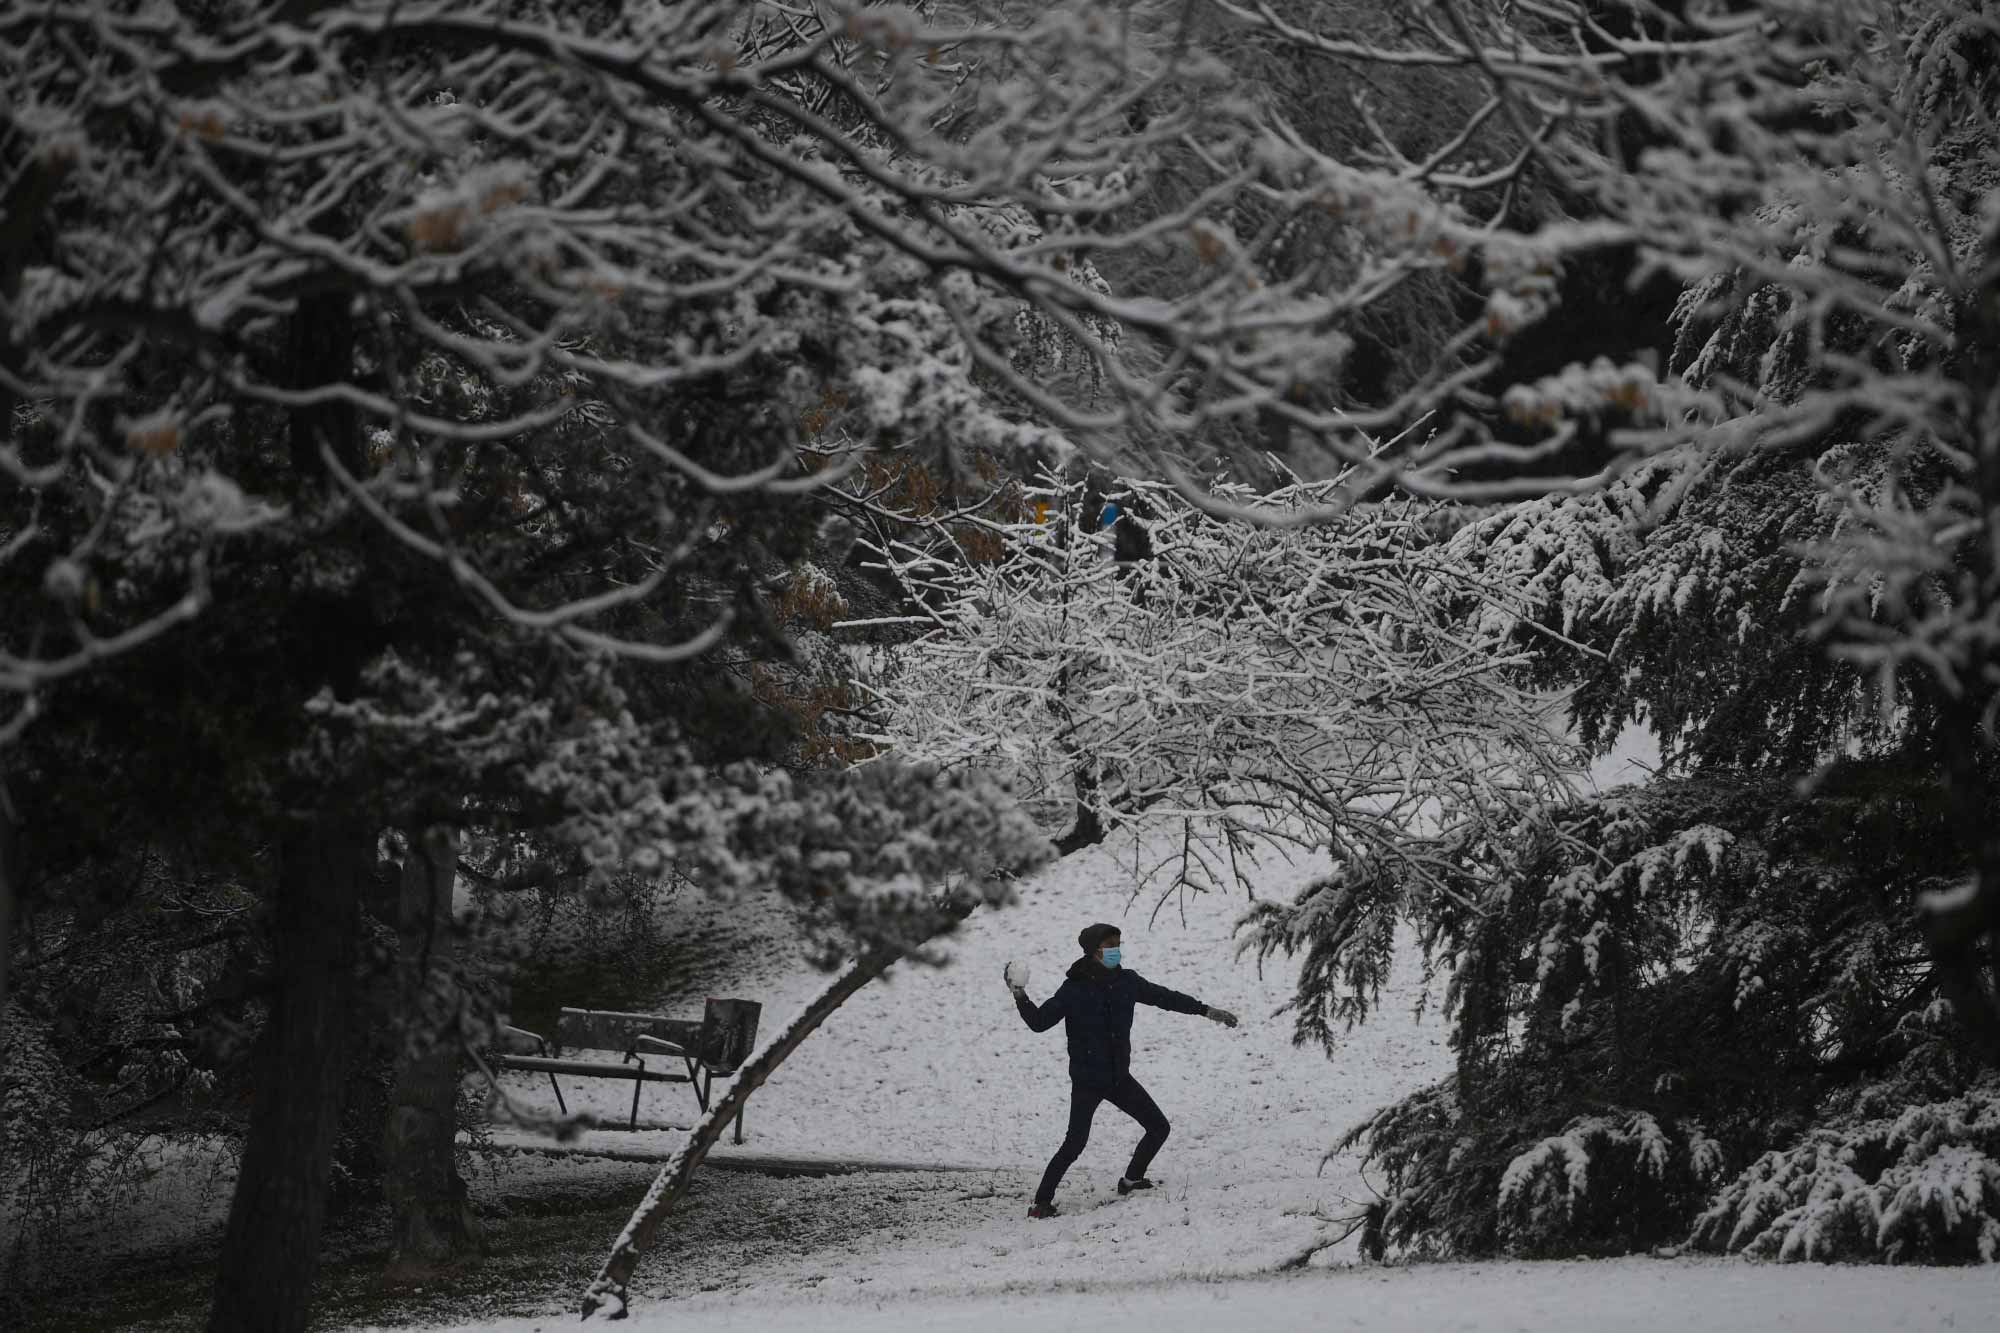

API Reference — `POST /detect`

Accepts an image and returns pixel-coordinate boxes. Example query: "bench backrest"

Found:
[554,1007,698,1058]
[699,997,761,1074]
[554,998,761,1073]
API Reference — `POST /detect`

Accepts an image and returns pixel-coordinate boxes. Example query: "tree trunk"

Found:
[384,825,483,1274]
[579,941,906,1320]
[1925,724,2000,1067]
[1922,268,2000,1069]
[1055,760,1110,856]
[206,818,368,1333]
[0,773,17,1027]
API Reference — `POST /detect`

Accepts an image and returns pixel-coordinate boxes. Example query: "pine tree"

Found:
[1245,0,2000,1261]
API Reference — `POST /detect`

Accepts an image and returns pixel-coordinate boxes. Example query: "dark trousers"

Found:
[1034,1073,1170,1205]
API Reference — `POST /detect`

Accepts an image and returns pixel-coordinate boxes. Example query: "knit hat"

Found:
[1078,922,1120,955]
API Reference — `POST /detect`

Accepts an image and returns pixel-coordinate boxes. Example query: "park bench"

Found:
[494,998,762,1142]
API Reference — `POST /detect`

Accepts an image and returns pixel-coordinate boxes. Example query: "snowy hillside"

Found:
[452,835,2000,1329]
[481,836,1453,1303]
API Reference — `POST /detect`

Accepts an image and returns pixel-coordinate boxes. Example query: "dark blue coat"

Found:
[1014,957,1206,1087]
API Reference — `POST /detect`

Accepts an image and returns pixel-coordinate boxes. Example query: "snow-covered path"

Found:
[424,1256,2000,1333]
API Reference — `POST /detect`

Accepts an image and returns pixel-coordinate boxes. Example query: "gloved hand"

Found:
[1004,960,1030,993]
[1203,1005,1239,1029]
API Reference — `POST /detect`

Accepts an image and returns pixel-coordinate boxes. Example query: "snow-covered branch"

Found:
[7,0,1789,735]
[861,471,1583,910]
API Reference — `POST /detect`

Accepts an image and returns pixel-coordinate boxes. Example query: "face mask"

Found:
[1101,947,1121,969]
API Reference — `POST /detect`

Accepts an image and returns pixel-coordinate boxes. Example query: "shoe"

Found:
[1116,1177,1155,1195]
[1027,1201,1061,1219]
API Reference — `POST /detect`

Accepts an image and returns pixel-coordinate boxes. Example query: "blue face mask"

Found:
[1101,946,1121,969]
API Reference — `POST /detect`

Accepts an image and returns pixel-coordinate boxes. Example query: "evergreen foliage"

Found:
[1313,767,1981,1258]
[1693,1079,2000,1263]
[1236,0,2000,1263]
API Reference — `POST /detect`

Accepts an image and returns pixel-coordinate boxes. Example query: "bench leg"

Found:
[548,1074,568,1115]
[733,1104,745,1146]
[689,1062,709,1113]
[630,1076,644,1129]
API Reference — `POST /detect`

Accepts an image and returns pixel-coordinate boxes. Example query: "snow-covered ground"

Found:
[481,836,1450,1306]
[427,1258,2000,1333]
[21,827,1996,1330]
[450,830,1997,1333]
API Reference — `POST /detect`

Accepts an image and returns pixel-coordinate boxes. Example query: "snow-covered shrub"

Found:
[871,470,1580,903]
[481,861,696,1040]
[1343,1080,1729,1259]
[0,1003,229,1295]
[1332,764,1985,1260]
[2,849,257,1258]
[1,1005,86,1284]
[1495,1111,1727,1257]
[1333,1082,1505,1258]
[1693,1081,2000,1263]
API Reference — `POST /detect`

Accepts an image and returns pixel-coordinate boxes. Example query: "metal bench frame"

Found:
[493,1000,760,1142]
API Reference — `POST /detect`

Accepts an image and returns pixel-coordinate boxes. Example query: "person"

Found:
[1097,497,1154,563]
[1004,923,1239,1219]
